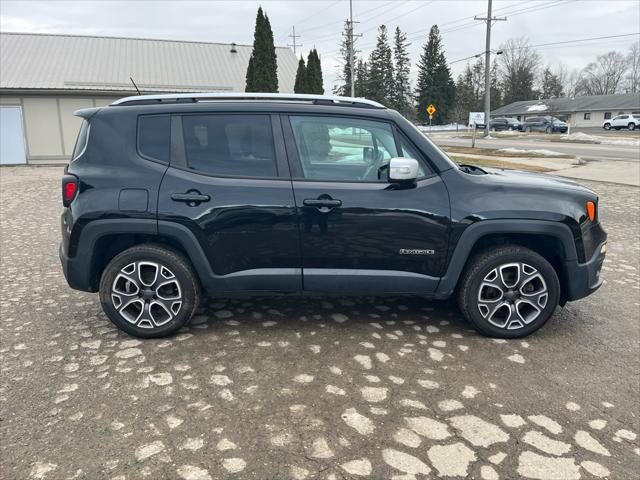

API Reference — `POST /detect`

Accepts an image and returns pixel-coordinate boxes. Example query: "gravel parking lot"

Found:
[1,166,638,480]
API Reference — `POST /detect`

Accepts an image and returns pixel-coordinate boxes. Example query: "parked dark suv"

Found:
[60,93,607,339]
[522,116,568,133]
[490,117,522,131]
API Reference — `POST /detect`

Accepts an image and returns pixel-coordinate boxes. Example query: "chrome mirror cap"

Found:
[388,157,419,182]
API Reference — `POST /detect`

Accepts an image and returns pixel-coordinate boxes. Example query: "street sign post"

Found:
[426,104,436,133]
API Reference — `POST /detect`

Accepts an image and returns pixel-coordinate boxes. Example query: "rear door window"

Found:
[138,115,170,163]
[182,114,277,177]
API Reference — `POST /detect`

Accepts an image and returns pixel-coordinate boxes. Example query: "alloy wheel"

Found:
[476,262,548,330]
[111,261,183,329]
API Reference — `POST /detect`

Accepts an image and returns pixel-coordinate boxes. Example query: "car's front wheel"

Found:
[629,123,636,131]
[457,246,560,338]
[99,244,201,338]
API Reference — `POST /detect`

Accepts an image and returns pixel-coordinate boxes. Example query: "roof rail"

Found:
[110,92,385,109]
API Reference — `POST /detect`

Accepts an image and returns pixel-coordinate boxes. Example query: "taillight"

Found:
[62,175,78,207]
[586,201,596,222]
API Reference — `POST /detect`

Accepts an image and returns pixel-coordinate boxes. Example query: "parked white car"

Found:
[602,114,639,131]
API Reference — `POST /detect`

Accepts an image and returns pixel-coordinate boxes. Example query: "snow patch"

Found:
[498,147,565,156]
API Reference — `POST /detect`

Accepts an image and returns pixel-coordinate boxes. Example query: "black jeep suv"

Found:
[60,93,607,339]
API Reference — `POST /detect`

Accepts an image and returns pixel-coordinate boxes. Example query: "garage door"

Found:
[0,106,27,165]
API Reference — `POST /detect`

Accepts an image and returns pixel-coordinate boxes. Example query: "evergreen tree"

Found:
[245,7,278,93]
[294,56,307,93]
[333,20,356,96]
[391,27,412,116]
[415,25,455,124]
[354,60,368,98]
[452,58,501,125]
[306,49,324,94]
[540,67,564,98]
[452,69,475,126]
[367,25,394,105]
[245,55,255,92]
[490,59,502,110]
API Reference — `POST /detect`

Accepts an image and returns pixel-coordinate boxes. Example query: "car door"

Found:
[613,115,627,127]
[158,112,301,293]
[282,113,451,294]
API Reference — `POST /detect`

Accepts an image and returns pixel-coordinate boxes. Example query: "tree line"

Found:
[333,21,640,124]
[243,8,639,125]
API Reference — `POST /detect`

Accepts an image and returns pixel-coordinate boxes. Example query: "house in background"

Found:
[0,32,298,165]
[491,93,640,128]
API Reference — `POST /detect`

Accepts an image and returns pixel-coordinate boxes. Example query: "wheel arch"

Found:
[70,219,209,292]
[436,220,577,301]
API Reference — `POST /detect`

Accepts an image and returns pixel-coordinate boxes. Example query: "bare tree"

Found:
[625,41,640,94]
[498,37,541,104]
[579,51,628,95]
[564,68,585,97]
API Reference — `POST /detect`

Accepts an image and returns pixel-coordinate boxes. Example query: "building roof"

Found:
[0,32,298,94]
[491,93,640,117]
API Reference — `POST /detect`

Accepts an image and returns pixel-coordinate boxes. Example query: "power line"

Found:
[357,1,435,37]
[305,1,431,46]
[448,32,640,65]
[323,0,576,57]
[289,0,341,29]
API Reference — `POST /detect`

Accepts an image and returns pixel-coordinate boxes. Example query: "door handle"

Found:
[171,191,210,204]
[303,199,342,208]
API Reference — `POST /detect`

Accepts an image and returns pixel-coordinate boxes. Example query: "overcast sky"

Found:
[1,0,639,91]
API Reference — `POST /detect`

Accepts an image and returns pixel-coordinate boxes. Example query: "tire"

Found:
[525,127,531,133]
[545,126,551,134]
[629,123,636,131]
[508,126,514,131]
[457,245,560,339]
[99,244,201,338]
[603,123,611,130]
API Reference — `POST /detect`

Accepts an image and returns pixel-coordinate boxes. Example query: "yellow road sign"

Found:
[427,104,436,115]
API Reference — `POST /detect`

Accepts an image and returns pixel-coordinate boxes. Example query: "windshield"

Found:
[403,121,458,170]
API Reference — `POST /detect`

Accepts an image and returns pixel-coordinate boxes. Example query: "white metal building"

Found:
[0,32,298,165]
[491,93,640,128]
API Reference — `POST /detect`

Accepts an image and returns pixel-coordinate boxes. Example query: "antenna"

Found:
[129,77,141,95]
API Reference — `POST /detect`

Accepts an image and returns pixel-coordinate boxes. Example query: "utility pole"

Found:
[346,0,361,97]
[475,0,506,137]
[288,26,301,55]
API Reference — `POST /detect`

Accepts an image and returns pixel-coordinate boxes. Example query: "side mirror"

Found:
[388,157,419,184]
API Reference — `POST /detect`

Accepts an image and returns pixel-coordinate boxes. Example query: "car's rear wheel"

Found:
[629,123,636,131]
[457,245,560,338]
[603,123,611,130]
[99,244,200,338]
[508,126,514,131]
[525,127,531,133]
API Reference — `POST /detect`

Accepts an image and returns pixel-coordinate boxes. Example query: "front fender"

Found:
[434,219,577,298]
